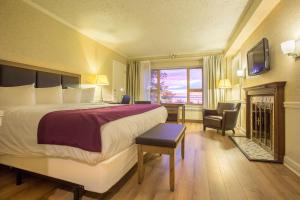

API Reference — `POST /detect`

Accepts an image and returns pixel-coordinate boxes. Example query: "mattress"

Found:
[0,103,167,164]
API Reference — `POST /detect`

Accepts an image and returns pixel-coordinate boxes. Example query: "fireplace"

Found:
[251,96,274,153]
[245,82,286,163]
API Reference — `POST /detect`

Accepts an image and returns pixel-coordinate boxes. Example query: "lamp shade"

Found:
[280,40,300,57]
[281,40,296,55]
[218,79,232,89]
[95,75,109,85]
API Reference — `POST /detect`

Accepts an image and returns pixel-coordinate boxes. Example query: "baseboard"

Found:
[239,127,246,134]
[178,119,202,123]
[284,156,300,177]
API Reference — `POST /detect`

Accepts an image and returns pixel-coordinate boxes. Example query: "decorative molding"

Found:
[22,0,128,58]
[225,0,261,54]
[284,101,300,109]
[131,50,223,62]
[225,0,280,57]
[284,156,300,177]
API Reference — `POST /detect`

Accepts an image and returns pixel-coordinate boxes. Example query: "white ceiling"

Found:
[27,0,249,58]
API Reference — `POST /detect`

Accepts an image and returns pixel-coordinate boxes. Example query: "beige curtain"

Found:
[126,61,140,103]
[203,55,225,109]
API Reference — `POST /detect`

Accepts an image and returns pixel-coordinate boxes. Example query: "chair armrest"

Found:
[202,109,218,117]
[222,110,239,129]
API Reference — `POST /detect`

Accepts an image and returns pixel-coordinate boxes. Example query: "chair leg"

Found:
[222,130,225,136]
[232,129,235,134]
[203,126,206,131]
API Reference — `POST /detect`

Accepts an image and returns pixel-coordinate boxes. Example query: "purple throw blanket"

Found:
[38,104,161,152]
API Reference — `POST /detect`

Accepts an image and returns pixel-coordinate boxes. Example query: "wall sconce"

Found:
[236,69,245,78]
[280,40,300,57]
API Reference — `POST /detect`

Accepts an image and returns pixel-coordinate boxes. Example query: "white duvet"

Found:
[0,103,167,164]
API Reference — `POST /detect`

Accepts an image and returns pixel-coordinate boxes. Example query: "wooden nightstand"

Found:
[161,103,185,124]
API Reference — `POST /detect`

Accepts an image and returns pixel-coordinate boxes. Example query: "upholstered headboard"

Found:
[0,60,80,88]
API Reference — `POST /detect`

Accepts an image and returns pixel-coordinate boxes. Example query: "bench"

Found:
[135,123,186,191]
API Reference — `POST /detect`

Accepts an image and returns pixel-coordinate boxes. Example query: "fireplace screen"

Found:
[250,96,274,153]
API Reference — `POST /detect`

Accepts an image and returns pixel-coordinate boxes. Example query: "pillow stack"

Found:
[0,84,96,107]
[0,84,36,106]
[36,86,63,104]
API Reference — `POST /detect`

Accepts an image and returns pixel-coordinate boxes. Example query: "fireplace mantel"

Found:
[244,81,286,162]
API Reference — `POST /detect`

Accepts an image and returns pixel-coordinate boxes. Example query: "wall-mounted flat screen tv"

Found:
[247,38,270,76]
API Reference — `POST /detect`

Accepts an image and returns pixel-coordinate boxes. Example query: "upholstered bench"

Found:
[135,123,186,191]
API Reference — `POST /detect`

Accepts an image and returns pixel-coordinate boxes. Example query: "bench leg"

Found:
[137,144,144,184]
[169,150,175,191]
[181,133,185,160]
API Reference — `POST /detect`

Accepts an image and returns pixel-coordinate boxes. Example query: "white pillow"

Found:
[80,88,95,103]
[0,84,36,106]
[36,86,63,104]
[63,88,82,103]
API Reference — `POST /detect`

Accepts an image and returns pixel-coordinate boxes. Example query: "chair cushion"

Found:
[204,115,222,128]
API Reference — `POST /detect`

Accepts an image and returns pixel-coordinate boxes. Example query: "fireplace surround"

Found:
[244,82,286,163]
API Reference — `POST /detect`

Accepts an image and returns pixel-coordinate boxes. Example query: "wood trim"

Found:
[151,67,203,105]
[179,119,202,123]
[141,145,174,155]
[244,81,286,163]
[0,59,81,79]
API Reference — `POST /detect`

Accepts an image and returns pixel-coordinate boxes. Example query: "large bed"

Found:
[0,60,167,197]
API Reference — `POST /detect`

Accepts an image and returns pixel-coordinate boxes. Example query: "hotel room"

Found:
[0,0,299,199]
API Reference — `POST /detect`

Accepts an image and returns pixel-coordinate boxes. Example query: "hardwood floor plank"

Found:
[0,123,299,200]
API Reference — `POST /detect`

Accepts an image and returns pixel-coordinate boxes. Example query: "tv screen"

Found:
[247,38,270,76]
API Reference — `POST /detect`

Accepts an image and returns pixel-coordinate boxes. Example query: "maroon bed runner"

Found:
[37,104,161,152]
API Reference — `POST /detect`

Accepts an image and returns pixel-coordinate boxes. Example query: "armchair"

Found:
[203,102,241,136]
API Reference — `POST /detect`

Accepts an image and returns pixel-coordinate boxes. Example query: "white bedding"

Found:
[0,103,167,164]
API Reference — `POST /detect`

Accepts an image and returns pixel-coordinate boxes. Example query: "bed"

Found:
[0,60,167,197]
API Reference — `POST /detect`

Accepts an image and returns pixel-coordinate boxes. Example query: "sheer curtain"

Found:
[139,61,151,101]
[126,60,140,102]
[203,55,225,109]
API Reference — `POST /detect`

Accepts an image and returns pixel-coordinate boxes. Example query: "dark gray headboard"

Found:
[0,60,80,88]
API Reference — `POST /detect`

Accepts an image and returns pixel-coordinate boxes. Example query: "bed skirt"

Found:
[0,144,137,193]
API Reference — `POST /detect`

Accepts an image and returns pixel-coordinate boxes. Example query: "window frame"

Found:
[150,67,203,105]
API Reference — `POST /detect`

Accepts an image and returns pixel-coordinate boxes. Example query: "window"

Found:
[150,67,203,104]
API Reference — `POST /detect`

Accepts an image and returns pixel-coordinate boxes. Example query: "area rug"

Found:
[230,136,277,162]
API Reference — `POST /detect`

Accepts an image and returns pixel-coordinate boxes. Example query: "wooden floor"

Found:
[1,123,300,200]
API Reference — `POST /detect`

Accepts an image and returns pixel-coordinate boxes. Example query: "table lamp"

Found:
[95,75,109,103]
[218,78,232,102]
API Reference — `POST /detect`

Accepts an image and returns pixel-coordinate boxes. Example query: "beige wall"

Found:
[228,0,300,175]
[0,0,127,100]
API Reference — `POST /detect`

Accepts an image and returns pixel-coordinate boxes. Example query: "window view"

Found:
[151,67,203,104]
